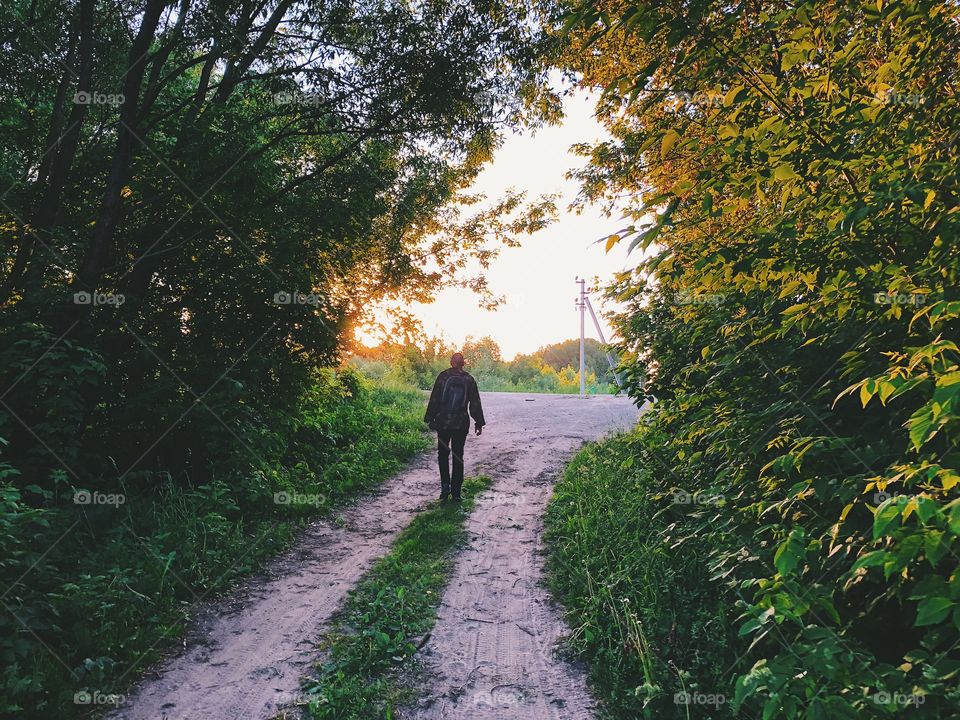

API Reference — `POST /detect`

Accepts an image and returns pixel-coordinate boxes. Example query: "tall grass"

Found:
[544,432,737,719]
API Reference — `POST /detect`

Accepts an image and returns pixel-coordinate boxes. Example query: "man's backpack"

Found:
[437,373,469,430]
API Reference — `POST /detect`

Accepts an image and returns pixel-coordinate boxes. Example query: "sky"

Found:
[363,90,639,361]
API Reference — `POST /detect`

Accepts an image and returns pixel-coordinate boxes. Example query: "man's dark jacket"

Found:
[424,368,485,431]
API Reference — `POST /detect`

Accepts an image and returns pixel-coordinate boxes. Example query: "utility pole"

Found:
[575,277,625,398]
[583,293,624,391]
[576,277,586,398]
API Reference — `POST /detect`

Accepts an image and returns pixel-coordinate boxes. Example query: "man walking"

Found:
[424,352,485,501]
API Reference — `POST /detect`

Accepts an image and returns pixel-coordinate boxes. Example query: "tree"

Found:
[560,0,960,716]
[519,337,616,382]
[0,0,557,485]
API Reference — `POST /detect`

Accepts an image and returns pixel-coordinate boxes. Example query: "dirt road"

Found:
[110,392,638,720]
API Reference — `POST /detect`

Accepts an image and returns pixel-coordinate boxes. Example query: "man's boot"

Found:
[439,461,451,501]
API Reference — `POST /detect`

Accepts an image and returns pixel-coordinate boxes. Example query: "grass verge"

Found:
[544,433,737,719]
[298,476,492,719]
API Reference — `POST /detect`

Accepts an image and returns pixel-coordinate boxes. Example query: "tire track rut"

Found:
[405,394,638,720]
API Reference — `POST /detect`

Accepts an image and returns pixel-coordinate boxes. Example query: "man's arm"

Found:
[467,376,485,429]
[424,372,445,423]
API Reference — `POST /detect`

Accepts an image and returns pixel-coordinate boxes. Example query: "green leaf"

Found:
[851,550,888,571]
[924,531,949,566]
[873,500,903,539]
[916,497,939,524]
[916,596,954,626]
[948,504,960,536]
[774,528,805,576]
[774,541,798,575]
[908,403,937,450]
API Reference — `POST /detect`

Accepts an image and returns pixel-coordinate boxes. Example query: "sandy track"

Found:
[109,450,443,720]
[109,392,638,720]
[404,393,638,720]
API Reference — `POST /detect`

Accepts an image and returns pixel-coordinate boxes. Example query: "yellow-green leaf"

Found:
[774,163,799,181]
[660,130,680,159]
[718,123,739,139]
[724,85,746,107]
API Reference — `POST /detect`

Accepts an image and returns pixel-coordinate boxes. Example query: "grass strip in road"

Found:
[298,475,492,719]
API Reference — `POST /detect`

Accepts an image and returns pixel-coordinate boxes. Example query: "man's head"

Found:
[450,352,465,369]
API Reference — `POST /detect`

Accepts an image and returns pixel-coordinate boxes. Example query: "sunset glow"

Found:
[358,90,637,360]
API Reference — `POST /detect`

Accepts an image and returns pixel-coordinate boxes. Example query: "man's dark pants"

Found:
[437,426,469,498]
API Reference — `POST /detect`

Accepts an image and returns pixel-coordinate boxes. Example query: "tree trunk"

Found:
[74,0,169,296]
[3,0,94,301]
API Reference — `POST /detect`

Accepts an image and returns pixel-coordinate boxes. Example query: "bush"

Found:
[554,0,960,716]
[349,341,616,395]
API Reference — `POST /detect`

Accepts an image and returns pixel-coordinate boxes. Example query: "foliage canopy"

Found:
[557,0,960,716]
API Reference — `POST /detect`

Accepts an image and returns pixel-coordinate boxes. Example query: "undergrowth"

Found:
[545,433,737,720]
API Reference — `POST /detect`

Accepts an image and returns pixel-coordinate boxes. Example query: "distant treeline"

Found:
[349,336,619,394]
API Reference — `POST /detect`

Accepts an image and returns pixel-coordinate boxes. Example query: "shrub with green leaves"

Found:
[551,0,960,717]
